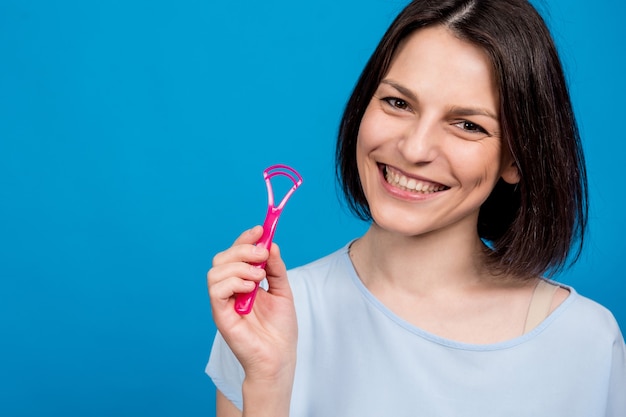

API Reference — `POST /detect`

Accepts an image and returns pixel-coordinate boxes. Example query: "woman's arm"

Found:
[216,379,295,417]
[217,390,241,417]
[208,226,297,416]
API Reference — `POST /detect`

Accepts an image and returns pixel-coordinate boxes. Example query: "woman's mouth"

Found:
[383,165,449,194]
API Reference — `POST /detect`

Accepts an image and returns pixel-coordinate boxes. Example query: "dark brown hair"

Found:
[336,0,588,278]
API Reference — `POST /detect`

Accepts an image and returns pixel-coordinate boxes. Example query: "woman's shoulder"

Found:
[555,285,623,342]
[285,242,369,321]
[287,242,353,284]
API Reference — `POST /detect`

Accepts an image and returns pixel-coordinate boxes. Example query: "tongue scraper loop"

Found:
[234,164,303,315]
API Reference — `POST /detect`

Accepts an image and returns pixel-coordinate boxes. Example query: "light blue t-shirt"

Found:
[207,245,626,416]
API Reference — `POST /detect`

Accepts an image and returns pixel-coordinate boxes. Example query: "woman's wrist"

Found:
[242,370,295,417]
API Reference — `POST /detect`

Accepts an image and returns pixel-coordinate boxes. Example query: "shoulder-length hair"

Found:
[336,0,588,278]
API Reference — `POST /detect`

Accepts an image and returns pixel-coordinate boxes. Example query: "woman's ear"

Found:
[501,159,520,185]
[500,144,521,185]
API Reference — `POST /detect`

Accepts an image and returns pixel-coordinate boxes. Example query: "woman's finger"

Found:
[264,243,291,298]
[233,225,264,245]
[207,261,266,296]
[209,275,258,303]
[212,239,269,269]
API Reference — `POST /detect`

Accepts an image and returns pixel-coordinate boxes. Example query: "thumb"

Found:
[264,243,291,297]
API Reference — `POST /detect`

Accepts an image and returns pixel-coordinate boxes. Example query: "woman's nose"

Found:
[398,118,441,164]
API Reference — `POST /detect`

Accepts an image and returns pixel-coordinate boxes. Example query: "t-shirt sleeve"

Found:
[607,326,626,417]
[205,331,245,411]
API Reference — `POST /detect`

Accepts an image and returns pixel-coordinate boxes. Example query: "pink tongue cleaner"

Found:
[233,164,303,315]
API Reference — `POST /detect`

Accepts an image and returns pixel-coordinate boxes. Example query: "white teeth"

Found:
[384,167,447,193]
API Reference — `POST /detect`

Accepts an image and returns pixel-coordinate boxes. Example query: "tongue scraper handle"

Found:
[234,164,303,315]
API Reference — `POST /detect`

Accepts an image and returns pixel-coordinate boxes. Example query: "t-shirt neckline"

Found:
[339,243,577,351]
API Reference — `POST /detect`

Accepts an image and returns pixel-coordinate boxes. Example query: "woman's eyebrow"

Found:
[449,106,499,121]
[381,79,498,121]
[380,79,418,102]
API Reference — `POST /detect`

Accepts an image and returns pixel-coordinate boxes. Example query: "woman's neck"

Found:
[350,222,499,295]
[348,223,551,344]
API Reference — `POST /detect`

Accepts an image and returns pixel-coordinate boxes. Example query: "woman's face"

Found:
[356,25,519,238]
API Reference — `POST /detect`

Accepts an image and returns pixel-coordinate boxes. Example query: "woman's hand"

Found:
[208,225,297,407]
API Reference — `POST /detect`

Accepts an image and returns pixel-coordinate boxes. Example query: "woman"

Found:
[207,1,626,416]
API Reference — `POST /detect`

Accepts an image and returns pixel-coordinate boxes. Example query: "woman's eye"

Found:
[382,97,410,111]
[455,120,488,135]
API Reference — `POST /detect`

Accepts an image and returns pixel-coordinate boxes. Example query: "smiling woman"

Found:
[205,0,625,416]
[355,26,518,242]
[1,0,624,415]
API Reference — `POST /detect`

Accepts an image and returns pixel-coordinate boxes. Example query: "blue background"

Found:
[1,0,624,415]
